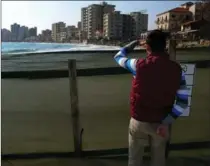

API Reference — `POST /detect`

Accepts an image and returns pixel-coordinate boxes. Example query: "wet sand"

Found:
[1,68,210,154]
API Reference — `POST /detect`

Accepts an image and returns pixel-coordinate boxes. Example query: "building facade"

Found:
[1,29,12,42]
[41,29,52,42]
[66,25,77,39]
[130,12,148,38]
[11,23,20,41]
[155,2,210,32]
[103,11,123,40]
[81,2,115,40]
[18,26,29,41]
[81,7,88,33]
[77,21,81,30]
[28,27,37,37]
[51,22,66,42]
[122,14,135,40]
[156,7,192,32]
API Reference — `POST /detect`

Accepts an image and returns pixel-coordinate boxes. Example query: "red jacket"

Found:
[130,53,182,123]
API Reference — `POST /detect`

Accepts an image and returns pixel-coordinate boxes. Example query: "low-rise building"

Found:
[156,7,192,32]
[179,19,210,40]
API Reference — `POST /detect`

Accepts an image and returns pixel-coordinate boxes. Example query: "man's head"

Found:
[145,30,167,54]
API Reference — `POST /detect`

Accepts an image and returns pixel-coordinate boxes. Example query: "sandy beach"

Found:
[2,68,210,154]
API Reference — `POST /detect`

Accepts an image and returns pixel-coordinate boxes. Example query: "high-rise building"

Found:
[11,23,20,41]
[18,26,28,41]
[51,22,66,42]
[130,12,148,38]
[122,14,135,40]
[81,2,115,39]
[28,27,37,37]
[103,11,123,40]
[1,29,12,42]
[81,7,88,33]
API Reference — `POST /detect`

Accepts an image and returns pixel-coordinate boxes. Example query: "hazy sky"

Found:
[2,1,188,34]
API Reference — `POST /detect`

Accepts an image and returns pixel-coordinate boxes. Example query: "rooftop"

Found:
[180,2,194,7]
[182,19,210,26]
[157,7,190,16]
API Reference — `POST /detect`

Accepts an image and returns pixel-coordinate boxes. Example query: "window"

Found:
[171,14,176,19]
[186,15,190,21]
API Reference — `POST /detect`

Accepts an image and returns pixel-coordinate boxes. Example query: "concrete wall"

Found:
[2,68,210,154]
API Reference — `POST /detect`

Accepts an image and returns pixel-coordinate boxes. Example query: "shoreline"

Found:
[2,46,210,56]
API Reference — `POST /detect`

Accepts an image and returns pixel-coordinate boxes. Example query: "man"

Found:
[114,30,189,166]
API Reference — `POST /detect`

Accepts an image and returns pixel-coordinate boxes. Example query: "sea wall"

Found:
[1,50,210,154]
[2,68,210,154]
[2,69,210,154]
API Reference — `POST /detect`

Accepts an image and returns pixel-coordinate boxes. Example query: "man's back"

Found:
[114,32,189,166]
[130,53,182,123]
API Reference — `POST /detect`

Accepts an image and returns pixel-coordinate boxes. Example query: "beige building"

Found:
[81,7,88,33]
[81,2,115,39]
[130,12,148,38]
[57,31,67,42]
[156,7,192,32]
[156,2,210,32]
[51,22,66,42]
[103,11,123,40]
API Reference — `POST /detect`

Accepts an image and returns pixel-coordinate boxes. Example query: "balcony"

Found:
[160,19,165,24]
[164,18,168,22]
[155,19,160,24]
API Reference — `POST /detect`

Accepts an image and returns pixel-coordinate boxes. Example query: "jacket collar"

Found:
[147,52,169,58]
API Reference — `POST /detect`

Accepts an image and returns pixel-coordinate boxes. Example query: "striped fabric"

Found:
[114,48,189,124]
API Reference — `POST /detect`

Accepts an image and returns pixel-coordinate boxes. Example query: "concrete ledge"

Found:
[1,60,210,79]
[2,141,210,160]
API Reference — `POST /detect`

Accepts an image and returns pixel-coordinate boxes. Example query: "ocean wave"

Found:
[2,48,38,54]
[2,42,120,56]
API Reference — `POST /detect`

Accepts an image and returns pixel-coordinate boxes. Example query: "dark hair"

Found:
[146,30,167,52]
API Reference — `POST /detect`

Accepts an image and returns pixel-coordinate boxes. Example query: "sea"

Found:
[1,42,121,72]
[2,42,210,72]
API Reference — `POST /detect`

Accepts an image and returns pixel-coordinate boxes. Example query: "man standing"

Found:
[114,30,189,166]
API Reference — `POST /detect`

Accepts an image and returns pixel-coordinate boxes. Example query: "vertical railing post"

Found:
[165,39,177,158]
[68,59,82,157]
[168,39,177,61]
